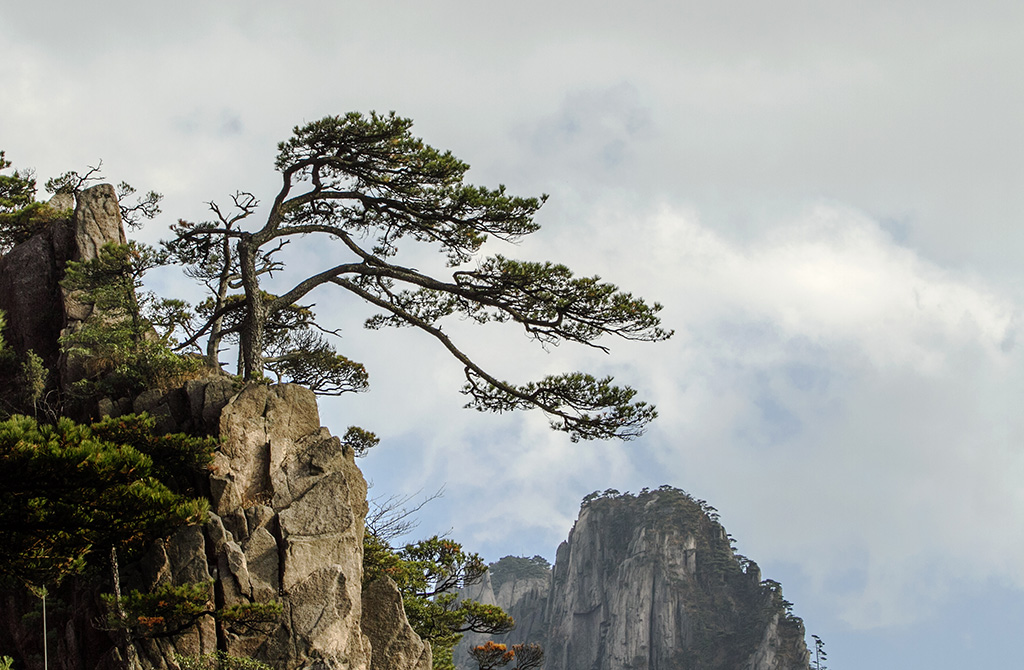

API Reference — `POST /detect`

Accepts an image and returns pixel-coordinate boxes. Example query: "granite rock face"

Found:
[69,185,126,263]
[124,382,374,670]
[457,489,809,670]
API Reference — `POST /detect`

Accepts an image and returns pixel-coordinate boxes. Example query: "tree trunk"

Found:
[41,588,47,670]
[237,235,266,380]
[205,234,233,369]
[110,547,139,670]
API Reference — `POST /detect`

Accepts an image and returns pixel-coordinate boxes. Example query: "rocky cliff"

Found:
[129,381,375,669]
[0,186,121,376]
[0,186,430,670]
[113,381,430,670]
[456,488,809,670]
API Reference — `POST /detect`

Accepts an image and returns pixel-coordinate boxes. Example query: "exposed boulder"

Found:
[361,578,432,670]
[69,184,125,263]
[122,382,374,670]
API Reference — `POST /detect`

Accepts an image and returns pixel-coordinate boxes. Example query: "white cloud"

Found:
[569,200,1024,628]
[340,186,1024,629]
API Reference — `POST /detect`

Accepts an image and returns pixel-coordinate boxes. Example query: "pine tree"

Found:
[364,534,515,670]
[170,111,671,441]
[0,414,211,589]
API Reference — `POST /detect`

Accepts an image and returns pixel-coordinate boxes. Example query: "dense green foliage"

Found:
[0,150,46,252]
[364,534,514,670]
[101,580,281,640]
[0,309,53,419]
[0,201,71,253]
[89,413,218,491]
[175,651,274,670]
[0,414,211,588]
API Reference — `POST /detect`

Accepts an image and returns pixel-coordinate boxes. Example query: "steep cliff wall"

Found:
[457,489,809,670]
[454,565,550,662]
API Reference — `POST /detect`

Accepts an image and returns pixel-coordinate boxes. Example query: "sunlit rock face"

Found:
[113,382,375,670]
[456,488,809,670]
[362,577,432,670]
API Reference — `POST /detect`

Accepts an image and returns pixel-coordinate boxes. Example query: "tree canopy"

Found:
[171,111,671,441]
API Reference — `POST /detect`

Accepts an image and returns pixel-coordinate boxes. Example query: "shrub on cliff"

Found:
[488,556,552,592]
[365,533,514,670]
[60,240,204,401]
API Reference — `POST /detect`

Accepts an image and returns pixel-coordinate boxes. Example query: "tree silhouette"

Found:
[170,111,671,441]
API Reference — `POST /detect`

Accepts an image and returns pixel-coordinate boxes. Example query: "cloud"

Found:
[518,83,654,172]
[578,200,1023,628]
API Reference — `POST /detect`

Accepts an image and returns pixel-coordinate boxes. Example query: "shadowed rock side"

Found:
[0,185,123,373]
[456,489,809,670]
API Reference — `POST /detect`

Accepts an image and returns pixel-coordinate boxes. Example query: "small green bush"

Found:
[175,651,273,670]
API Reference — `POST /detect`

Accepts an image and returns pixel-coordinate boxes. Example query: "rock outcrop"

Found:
[0,185,123,372]
[127,382,374,670]
[361,578,432,670]
[456,488,809,670]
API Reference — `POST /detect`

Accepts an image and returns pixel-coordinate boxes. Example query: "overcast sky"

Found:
[4,2,1024,667]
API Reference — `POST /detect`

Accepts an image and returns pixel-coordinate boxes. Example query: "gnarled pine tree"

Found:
[172,111,671,441]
